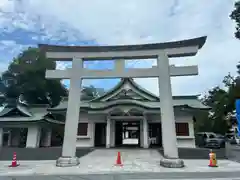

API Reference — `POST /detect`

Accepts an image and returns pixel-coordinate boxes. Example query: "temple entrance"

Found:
[42,36,206,166]
[148,123,162,147]
[115,121,140,147]
[94,123,106,147]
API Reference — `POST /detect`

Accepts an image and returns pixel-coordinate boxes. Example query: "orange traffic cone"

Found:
[208,149,218,167]
[115,152,123,166]
[9,152,19,167]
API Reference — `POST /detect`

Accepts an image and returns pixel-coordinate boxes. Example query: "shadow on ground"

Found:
[0,147,94,160]
[158,148,227,159]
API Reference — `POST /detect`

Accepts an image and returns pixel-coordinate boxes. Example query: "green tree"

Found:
[199,67,240,134]
[202,86,230,134]
[81,85,105,100]
[3,47,67,106]
[193,110,211,133]
[230,0,240,39]
[1,70,19,99]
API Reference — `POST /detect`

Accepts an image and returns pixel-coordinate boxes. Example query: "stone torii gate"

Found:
[39,36,207,167]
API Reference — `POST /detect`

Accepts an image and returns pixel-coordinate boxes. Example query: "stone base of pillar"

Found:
[160,158,184,168]
[56,156,80,167]
[143,145,148,148]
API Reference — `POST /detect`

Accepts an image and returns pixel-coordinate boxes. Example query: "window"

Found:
[4,79,15,87]
[175,123,189,136]
[77,123,88,136]
[209,134,215,139]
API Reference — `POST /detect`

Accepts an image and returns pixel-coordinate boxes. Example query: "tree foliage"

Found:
[197,63,240,134]
[1,47,106,106]
[200,86,229,134]
[195,3,240,133]
[2,47,67,106]
[230,0,240,39]
[81,85,105,101]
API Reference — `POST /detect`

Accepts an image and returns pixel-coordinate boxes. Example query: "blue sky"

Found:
[0,0,240,96]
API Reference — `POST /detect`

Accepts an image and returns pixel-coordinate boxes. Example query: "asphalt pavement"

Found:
[1,171,240,180]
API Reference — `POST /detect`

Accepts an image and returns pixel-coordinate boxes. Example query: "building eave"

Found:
[47,77,205,112]
[44,117,65,125]
[48,101,210,112]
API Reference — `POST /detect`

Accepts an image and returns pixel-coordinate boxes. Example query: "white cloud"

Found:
[1,0,240,96]
[0,40,33,72]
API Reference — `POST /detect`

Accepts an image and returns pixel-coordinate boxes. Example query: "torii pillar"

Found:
[40,36,207,168]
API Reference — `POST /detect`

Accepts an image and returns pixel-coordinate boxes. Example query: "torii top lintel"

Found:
[39,36,207,60]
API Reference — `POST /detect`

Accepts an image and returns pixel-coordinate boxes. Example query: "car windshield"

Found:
[216,134,224,138]
[209,134,216,138]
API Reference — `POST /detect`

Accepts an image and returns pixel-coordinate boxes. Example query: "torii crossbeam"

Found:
[40,36,207,167]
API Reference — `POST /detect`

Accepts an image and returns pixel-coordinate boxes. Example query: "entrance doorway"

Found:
[115,121,140,147]
[148,123,162,147]
[94,123,106,147]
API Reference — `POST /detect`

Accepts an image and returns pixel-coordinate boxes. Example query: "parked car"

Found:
[226,133,240,145]
[195,132,226,149]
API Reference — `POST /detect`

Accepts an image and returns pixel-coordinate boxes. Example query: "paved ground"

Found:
[33,149,240,175]
[0,149,240,176]
[123,138,139,145]
[226,144,240,163]
[2,171,240,180]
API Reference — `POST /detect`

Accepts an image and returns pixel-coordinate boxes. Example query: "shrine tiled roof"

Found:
[49,78,210,111]
[0,104,48,123]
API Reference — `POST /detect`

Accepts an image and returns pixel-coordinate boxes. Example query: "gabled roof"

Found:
[90,78,159,102]
[49,78,210,111]
[0,104,32,117]
[0,104,48,122]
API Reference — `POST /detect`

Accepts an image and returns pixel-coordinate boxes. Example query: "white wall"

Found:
[110,120,115,147]
[147,111,196,148]
[76,113,105,147]
[177,137,196,148]
[76,111,196,148]
[175,112,196,148]
[26,126,41,148]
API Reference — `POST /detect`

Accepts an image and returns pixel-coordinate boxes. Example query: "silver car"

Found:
[196,132,226,148]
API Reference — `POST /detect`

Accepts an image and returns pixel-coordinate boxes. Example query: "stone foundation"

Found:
[56,156,80,167]
[160,158,184,168]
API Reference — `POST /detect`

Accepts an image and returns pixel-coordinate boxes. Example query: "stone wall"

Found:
[225,142,240,163]
[159,147,226,159]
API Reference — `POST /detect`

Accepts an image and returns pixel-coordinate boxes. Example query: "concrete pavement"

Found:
[0,149,240,177]
[2,171,240,180]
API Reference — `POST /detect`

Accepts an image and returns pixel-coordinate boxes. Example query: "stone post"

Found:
[26,126,41,148]
[0,128,3,147]
[143,117,149,148]
[106,116,111,148]
[56,58,82,167]
[157,52,184,168]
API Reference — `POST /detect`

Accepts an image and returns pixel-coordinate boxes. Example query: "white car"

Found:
[228,135,240,145]
[236,137,240,145]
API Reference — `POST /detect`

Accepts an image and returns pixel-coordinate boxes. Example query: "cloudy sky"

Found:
[0,0,240,96]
